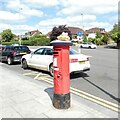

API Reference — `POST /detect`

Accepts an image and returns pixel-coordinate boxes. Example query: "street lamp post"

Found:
[81,13,84,31]
[81,13,84,42]
[19,7,22,45]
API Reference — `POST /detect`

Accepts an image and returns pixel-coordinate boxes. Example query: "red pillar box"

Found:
[50,40,72,109]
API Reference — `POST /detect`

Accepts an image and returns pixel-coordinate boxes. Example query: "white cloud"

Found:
[6,0,44,18]
[58,0,118,16]
[0,23,35,35]
[23,0,59,8]
[85,21,112,31]
[0,0,118,35]
[0,10,25,21]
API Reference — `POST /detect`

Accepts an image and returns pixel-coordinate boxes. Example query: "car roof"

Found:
[38,46,53,49]
[37,46,74,49]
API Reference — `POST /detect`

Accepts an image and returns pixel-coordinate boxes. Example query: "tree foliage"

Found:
[111,32,120,43]
[29,34,50,46]
[110,24,120,43]
[110,24,118,34]
[1,29,14,42]
[50,25,72,41]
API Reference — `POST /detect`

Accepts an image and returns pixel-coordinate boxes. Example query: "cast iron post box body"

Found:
[50,40,72,109]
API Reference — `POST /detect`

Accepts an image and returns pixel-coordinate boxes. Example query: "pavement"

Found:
[0,63,119,118]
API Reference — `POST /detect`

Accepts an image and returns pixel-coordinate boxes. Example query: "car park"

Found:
[80,42,97,49]
[1,45,31,65]
[21,46,90,76]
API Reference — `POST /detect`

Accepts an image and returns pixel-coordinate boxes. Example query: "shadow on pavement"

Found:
[44,87,54,101]
[82,77,120,103]
[70,72,89,79]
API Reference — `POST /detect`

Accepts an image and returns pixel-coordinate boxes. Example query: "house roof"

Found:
[47,26,84,37]
[68,27,84,34]
[85,27,105,34]
[25,30,42,36]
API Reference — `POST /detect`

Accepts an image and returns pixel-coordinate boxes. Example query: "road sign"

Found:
[77,31,83,36]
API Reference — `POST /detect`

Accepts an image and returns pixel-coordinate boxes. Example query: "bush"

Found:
[2,34,50,46]
[96,38,104,45]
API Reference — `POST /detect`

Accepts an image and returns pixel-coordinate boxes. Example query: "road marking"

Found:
[23,72,119,112]
[36,77,120,112]
[23,71,39,76]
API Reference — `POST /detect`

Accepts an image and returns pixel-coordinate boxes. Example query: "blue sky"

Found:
[0,0,118,35]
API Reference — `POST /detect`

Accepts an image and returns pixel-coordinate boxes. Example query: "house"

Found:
[85,27,106,39]
[67,27,84,41]
[22,30,42,39]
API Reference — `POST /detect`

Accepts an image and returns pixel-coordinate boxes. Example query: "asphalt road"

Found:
[71,46,119,104]
[1,46,119,105]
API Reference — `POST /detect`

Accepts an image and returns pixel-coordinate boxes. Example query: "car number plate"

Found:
[20,52,26,54]
[79,61,85,64]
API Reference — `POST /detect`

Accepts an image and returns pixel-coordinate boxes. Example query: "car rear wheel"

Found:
[7,57,12,65]
[88,46,91,48]
[49,63,54,77]
[22,59,28,69]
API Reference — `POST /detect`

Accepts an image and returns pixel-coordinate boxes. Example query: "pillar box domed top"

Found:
[50,32,72,46]
[50,40,72,46]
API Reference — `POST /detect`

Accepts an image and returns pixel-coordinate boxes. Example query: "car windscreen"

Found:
[13,46,29,51]
[70,49,79,55]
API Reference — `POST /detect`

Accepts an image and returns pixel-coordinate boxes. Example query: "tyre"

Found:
[88,46,91,49]
[22,59,28,69]
[7,57,12,65]
[49,63,54,77]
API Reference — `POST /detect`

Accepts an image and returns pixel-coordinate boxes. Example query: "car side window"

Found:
[5,47,10,51]
[44,48,53,55]
[34,48,45,55]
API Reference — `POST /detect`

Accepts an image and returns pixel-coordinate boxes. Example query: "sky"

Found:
[0,0,119,35]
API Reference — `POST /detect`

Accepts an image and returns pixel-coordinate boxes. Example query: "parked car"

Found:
[0,45,5,62]
[1,45,31,65]
[21,46,90,76]
[80,42,97,49]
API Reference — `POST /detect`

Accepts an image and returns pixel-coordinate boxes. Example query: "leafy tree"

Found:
[110,24,118,34]
[1,29,14,42]
[29,34,50,46]
[96,31,102,38]
[109,23,120,47]
[101,33,109,44]
[82,34,87,42]
[50,25,72,41]
[111,32,120,43]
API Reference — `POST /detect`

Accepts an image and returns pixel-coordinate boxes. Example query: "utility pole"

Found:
[19,7,22,45]
[81,13,84,42]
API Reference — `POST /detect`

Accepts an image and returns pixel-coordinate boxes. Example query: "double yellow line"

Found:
[71,87,120,112]
[23,72,119,113]
[37,77,119,112]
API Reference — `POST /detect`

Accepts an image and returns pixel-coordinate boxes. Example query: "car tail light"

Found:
[87,57,90,61]
[70,58,78,63]
[12,51,17,55]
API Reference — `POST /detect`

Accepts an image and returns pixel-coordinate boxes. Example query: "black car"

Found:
[1,45,31,65]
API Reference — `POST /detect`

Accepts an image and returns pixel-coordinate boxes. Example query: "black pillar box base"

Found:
[53,93,70,109]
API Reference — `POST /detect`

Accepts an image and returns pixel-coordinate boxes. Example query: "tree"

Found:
[110,24,120,48]
[29,34,50,46]
[82,34,87,42]
[101,33,109,44]
[50,25,72,41]
[96,31,102,38]
[110,24,118,34]
[1,29,14,42]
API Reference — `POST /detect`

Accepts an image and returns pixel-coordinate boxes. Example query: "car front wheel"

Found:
[22,59,28,69]
[7,57,12,65]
